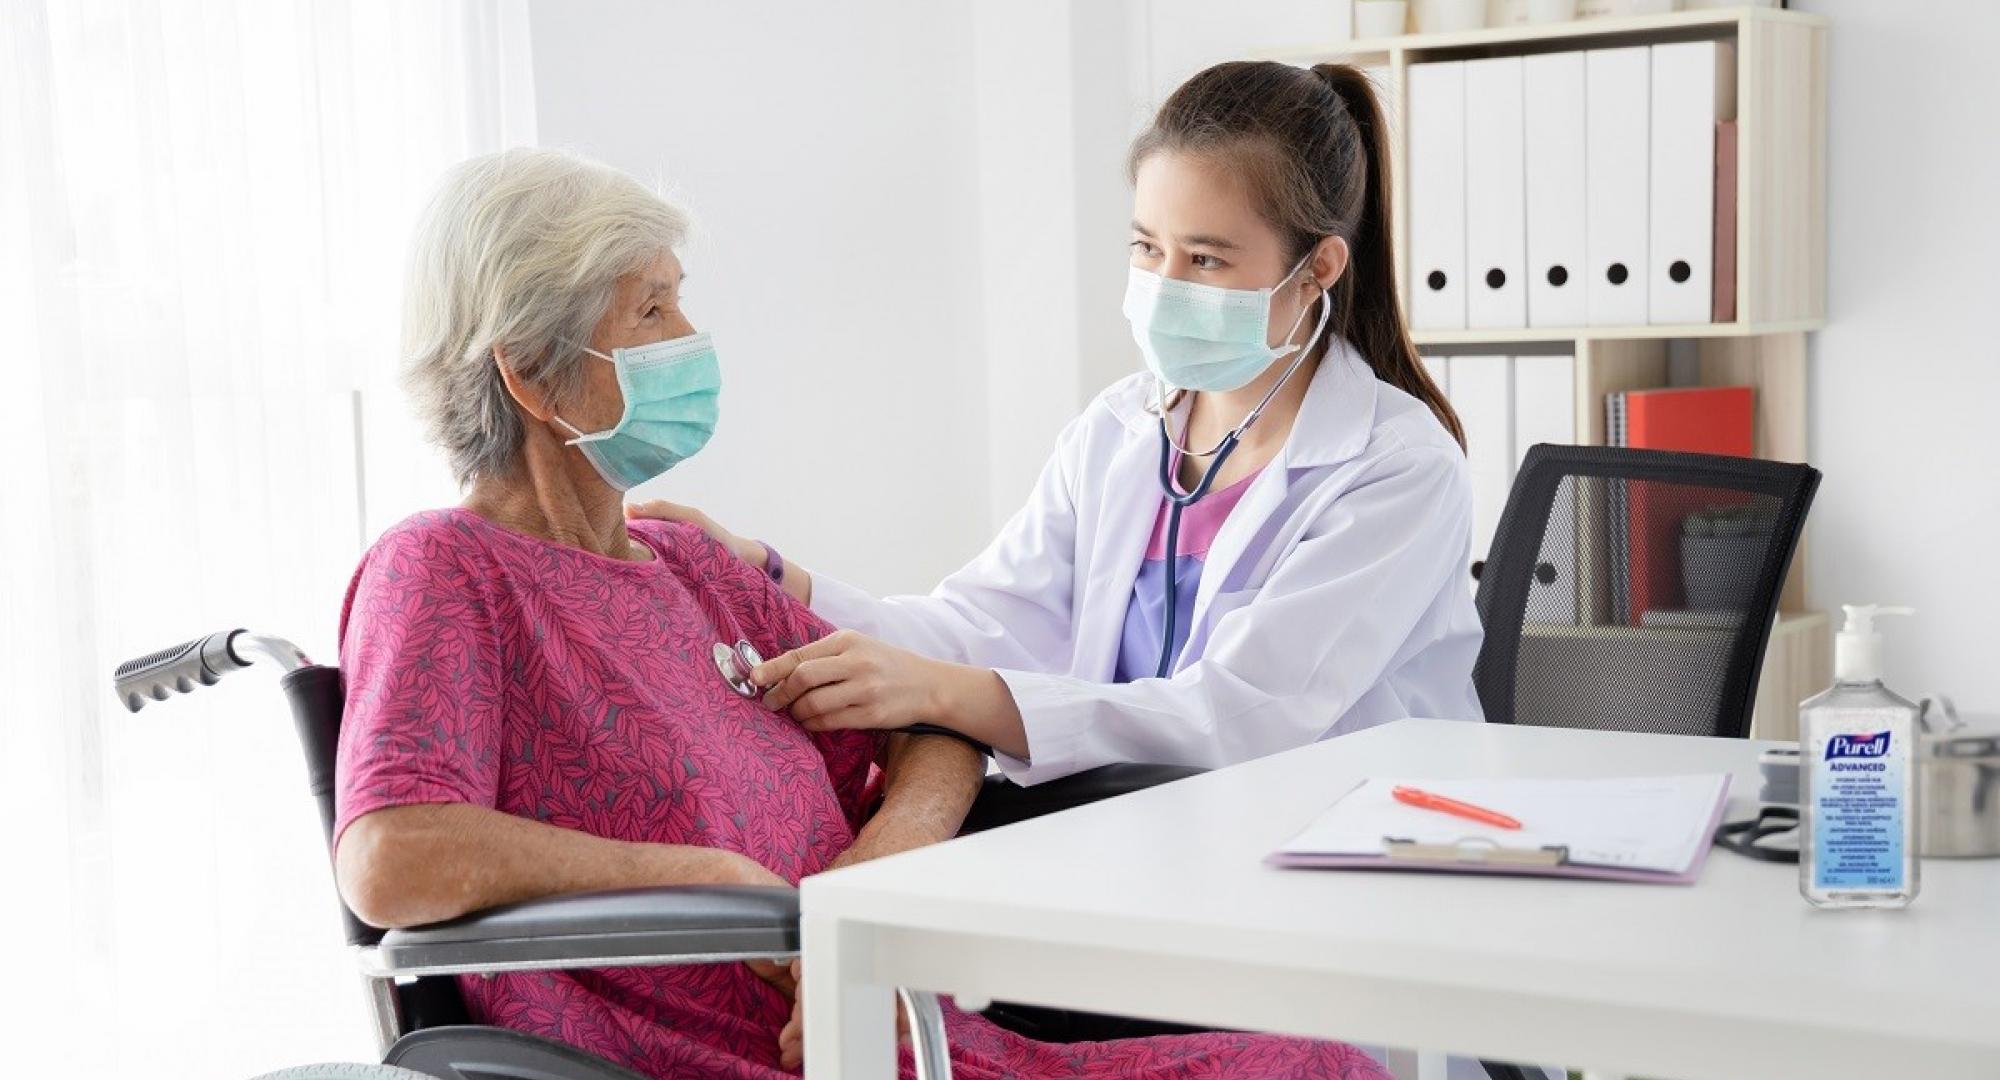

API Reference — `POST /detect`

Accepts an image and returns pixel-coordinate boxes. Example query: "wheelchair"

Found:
[113,628,1203,1080]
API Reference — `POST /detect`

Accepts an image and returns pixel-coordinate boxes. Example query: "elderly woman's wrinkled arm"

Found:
[335,802,787,930]
[826,732,984,872]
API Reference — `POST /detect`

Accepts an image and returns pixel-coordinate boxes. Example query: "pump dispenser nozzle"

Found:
[1834,604,1915,683]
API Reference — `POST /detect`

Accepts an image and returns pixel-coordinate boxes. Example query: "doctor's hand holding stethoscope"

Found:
[635,498,1035,754]
[631,60,1485,783]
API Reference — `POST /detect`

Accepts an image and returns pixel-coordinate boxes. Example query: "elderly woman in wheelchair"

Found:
[120,149,1388,1080]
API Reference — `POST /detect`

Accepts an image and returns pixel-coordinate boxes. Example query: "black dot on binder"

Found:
[1485,268,1506,289]
[1427,270,1447,291]
[1547,265,1568,288]
[1670,260,1692,284]
[1535,561,1558,585]
[1607,262,1629,286]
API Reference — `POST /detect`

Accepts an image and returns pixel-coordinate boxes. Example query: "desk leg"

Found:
[803,911,897,1078]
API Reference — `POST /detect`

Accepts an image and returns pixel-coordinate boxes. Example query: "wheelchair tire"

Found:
[249,1065,440,1080]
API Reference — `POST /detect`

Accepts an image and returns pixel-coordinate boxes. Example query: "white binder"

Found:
[1408,61,1467,331]
[1585,47,1650,326]
[1447,355,1513,577]
[1511,354,1575,457]
[1465,56,1527,330]
[1648,41,1736,325]
[1512,354,1579,624]
[1524,51,1588,328]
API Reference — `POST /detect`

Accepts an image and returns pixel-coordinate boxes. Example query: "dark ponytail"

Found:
[1129,61,1465,449]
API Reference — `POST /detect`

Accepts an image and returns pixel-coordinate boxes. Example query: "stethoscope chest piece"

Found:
[712,638,764,698]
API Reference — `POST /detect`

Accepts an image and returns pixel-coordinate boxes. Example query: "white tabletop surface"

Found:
[803,719,2000,1078]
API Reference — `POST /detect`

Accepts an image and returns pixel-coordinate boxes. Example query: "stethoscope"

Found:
[713,639,765,698]
[1713,806,1799,864]
[1147,285,1332,679]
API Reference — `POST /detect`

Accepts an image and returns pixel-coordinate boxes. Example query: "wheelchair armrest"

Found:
[361,884,798,977]
[959,763,1207,834]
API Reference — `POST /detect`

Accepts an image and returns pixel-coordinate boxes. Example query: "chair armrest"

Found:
[360,885,798,977]
[959,763,1207,834]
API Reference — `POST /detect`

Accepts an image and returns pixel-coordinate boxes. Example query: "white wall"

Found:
[965,2,1106,523]
[1794,0,2000,705]
[1134,0,1350,99]
[527,0,991,596]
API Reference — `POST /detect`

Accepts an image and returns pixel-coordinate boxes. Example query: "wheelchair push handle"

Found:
[113,629,312,712]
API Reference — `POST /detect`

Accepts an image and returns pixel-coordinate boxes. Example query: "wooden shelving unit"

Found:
[1411,320,1822,345]
[1272,7,1830,738]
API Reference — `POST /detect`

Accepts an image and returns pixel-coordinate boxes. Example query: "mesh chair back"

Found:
[1474,444,1819,739]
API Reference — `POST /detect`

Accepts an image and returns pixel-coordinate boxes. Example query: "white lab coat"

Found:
[811,340,1485,785]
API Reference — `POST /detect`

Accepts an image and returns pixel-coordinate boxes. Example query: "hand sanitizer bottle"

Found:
[1799,604,1920,908]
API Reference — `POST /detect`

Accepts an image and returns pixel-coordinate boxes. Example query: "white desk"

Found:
[801,719,2000,1079]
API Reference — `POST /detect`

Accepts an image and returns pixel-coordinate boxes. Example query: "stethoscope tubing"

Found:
[1153,423,1244,679]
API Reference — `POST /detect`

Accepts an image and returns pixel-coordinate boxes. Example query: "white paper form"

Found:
[1278,774,1730,874]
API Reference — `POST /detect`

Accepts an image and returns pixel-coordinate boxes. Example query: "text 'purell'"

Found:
[1825,731,1891,760]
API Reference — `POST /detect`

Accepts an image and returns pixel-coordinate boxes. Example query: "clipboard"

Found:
[1267,775,1733,885]
[1383,837,1568,867]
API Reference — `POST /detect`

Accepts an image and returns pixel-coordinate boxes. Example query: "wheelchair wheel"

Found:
[249,1065,440,1080]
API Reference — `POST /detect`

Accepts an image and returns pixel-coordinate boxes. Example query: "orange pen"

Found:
[1391,785,1522,830]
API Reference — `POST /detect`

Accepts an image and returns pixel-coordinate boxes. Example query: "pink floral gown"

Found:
[334,509,1387,1080]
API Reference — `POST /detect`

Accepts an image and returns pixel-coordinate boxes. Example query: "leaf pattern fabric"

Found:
[334,509,1385,1079]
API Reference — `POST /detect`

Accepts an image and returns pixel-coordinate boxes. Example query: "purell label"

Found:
[1812,724,1906,890]
[1826,731,1890,759]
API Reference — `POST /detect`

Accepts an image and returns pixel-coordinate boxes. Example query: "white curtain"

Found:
[0,1,533,1074]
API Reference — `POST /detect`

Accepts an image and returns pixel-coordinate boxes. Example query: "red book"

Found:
[1623,386,1755,623]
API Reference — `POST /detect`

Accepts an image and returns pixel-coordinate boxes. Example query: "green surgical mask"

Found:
[553,331,720,492]
[1122,256,1324,392]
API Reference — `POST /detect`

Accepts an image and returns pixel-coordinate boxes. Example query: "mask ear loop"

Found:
[1239,272,1332,433]
[551,416,592,446]
[550,346,619,445]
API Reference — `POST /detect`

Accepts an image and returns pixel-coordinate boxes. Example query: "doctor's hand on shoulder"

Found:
[751,630,1027,756]
[625,499,814,603]
[625,498,762,566]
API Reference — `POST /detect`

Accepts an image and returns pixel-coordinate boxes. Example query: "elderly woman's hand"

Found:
[702,849,802,999]
[777,958,910,1071]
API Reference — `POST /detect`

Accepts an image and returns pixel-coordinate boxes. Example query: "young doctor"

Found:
[633,60,1485,784]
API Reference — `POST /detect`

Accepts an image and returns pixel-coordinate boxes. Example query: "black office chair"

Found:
[112,631,1198,1080]
[1473,444,1821,738]
[1464,444,1820,1080]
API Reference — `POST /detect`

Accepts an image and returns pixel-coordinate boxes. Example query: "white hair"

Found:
[400,148,692,486]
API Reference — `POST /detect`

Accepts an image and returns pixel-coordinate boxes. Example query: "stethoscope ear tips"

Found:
[712,638,764,698]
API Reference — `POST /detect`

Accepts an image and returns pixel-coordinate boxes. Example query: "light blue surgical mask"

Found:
[1122,257,1326,393]
[553,331,720,492]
